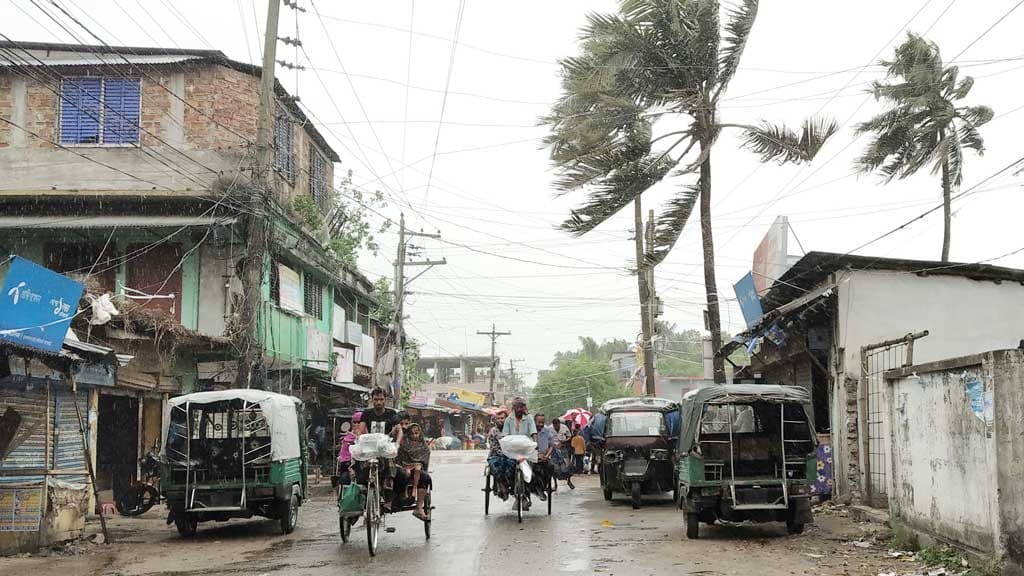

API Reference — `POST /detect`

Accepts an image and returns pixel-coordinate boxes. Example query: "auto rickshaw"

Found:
[161,390,308,537]
[675,385,817,539]
[596,397,680,509]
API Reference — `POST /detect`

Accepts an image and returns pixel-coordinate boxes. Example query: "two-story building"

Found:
[0,41,388,508]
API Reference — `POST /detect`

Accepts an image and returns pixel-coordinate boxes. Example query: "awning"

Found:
[718,281,836,358]
[327,381,371,394]
[0,215,237,229]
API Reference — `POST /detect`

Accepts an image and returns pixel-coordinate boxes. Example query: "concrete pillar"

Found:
[460,359,468,385]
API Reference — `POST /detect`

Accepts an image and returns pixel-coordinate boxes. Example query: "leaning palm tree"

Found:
[855,33,993,262]
[544,0,836,385]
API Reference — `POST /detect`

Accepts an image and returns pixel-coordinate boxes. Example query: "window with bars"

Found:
[59,77,141,145]
[274,104,294,181]
[304,277,323,319]
[309,145,330,214]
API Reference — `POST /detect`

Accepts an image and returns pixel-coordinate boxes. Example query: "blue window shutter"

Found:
[102,78,141,144]
[59,78,101,144]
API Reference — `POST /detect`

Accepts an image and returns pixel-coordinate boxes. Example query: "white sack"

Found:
[500,435,538,463]
[351,433,398,461]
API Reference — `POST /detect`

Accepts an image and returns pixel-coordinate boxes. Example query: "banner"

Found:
[278,263,302,314]
[0,256,84,353]
[0,486,43,532]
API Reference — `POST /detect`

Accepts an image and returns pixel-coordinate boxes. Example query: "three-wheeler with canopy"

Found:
[675,385,817,538]
[161,390,308,537]
[595,397,680,509]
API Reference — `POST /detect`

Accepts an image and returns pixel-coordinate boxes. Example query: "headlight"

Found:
[604,450,622,463]
[649,449,669,461]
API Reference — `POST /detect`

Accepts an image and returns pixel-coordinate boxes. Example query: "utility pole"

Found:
[507,357,525,394]
[235,0,281,389]
[477,324,511,401]
[646,209,659,390]
[393,213,445,406]
[633,198,657,397]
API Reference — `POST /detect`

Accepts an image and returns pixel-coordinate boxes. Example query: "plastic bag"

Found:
[518,459,533,484]
[351,433,398,461]
[499,435,538,462]
[338,483,364,514]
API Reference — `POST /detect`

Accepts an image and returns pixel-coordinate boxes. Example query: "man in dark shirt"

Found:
[364,387,398,436]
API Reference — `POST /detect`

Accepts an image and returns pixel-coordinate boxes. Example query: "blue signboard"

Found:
[0,256,84,353]
[733,272,764,328]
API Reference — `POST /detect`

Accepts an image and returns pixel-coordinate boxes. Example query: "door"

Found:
[125,243,183,321]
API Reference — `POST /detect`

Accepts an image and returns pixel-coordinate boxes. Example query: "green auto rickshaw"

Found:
[676,385,817,539]
[161,390,308,536]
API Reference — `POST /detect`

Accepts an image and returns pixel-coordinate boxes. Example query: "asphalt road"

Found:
[0,451,910,576]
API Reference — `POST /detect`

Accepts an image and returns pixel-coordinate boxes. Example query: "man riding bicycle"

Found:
[500,397,537,510]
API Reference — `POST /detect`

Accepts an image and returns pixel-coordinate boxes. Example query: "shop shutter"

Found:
[53,389,89,485]
[0,386,48,485]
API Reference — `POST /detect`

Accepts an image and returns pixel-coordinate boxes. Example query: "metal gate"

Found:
[859,331,928,507]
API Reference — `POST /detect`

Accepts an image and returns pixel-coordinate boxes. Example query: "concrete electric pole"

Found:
[393,213,445,405]
[234,0,281,389]
[477,324,511,400]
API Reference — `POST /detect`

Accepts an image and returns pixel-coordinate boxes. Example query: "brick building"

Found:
[0,41,386,523]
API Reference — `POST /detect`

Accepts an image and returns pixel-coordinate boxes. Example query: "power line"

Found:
[949,0,1024,62]
[422,0,466,210]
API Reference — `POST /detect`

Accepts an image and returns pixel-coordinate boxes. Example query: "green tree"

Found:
[529,358,633,420]
[550,336,632,367]
[326,169,391,268]
[855,33,993,262]
[544,0,836,384]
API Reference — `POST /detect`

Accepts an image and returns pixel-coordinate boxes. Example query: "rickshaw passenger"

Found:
[532,413,553,502]
[395,423,432,519]
[337,412,365,486]
[486,409,513,499]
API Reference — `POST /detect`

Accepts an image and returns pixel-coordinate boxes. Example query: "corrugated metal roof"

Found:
[0,215,237,229]
[17,55,204,66]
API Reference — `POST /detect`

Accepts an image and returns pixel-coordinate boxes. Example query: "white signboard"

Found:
[333,347,354,383]
[278,263,302,314]
[332,304,346,342]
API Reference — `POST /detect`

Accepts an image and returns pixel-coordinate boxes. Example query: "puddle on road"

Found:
[559,558,589,572]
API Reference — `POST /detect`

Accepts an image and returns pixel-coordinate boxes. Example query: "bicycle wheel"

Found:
[515,468,524,524]
[366,469,380,556]
[484,466,491,516]
[547,475,554,516]
[423,492,432,541]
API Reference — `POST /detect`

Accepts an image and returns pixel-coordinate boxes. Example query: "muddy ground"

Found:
[0,451,932,575]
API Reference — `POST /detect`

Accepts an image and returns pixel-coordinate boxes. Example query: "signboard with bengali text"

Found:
[0,256,84,353]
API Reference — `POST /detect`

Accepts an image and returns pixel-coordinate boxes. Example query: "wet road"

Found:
[1,451,903,575]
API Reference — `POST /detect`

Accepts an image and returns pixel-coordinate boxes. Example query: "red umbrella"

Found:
[561,408,592,428]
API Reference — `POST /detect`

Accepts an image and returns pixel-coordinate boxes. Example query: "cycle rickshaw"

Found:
[338,435,433,556]
[483,437,553,522]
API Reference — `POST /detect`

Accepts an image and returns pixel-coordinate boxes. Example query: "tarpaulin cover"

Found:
[677,385,815,451]
[163,389,302,462]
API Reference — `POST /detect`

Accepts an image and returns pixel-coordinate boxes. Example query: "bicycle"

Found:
[340,458,433,556]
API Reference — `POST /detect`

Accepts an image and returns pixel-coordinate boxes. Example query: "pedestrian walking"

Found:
[570,428,586,473]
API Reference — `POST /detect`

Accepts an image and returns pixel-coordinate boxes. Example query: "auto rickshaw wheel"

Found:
[686,513,700,539]
[603,485,613,501]
[279,493,298,535]
[786,517,805,535]
[630,482,641,509]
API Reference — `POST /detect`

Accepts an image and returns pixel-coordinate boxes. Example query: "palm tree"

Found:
[855,33,993,262]
[544,0,836,385]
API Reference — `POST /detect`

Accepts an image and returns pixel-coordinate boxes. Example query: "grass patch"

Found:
[918,545,1001,576]
[888,527,918,551]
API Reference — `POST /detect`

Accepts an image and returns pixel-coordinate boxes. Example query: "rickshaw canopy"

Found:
[163,389,304,462]
[678,385,814,451]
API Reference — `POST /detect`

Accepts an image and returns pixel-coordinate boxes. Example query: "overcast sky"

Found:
[5,0,1023,385]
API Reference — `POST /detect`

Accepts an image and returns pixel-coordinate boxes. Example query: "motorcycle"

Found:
[116,450,162,517]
